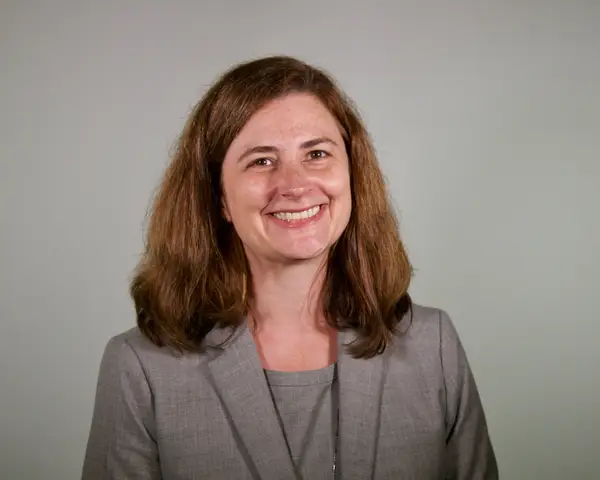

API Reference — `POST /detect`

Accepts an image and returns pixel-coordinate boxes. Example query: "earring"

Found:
[241,272,247,305]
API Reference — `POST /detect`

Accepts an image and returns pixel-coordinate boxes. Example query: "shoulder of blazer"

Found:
[394,302,449,344]
[107,326,212,373]
[386,303,463,380]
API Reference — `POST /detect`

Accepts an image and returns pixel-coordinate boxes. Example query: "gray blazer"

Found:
[82,304,498,479]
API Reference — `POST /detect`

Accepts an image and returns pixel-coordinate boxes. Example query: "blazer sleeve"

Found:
[82,335,161,479]
[439,310,499,480]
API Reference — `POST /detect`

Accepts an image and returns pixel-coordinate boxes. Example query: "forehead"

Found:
[231,93,342,146]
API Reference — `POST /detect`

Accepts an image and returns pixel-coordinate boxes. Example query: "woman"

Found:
[82,56,498,479]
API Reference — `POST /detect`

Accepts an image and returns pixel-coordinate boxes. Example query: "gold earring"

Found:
[241,272,247,305]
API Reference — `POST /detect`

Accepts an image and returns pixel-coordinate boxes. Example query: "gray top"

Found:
[264,364,337,480]
[82,304,498,479]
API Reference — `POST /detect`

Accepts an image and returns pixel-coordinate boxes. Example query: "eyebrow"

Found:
[237,136,338,163]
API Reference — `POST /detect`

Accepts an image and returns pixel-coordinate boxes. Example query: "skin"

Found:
[221,93,352,371]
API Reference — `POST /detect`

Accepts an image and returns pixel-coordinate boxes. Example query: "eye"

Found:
[248,157,274,168]
[308,150,330,160]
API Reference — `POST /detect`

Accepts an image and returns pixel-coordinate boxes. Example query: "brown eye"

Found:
[309,150,329,159]
[249,158,274,168]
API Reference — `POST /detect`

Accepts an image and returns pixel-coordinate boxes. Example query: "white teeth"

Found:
[273,205,321,221]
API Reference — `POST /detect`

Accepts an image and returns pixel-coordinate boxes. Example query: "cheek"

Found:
[223,175,267,218]
[324,165,352,201]
[333,168,352,225]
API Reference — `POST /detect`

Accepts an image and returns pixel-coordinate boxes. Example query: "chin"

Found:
[277,244,330,263]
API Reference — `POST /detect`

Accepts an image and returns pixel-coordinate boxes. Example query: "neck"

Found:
[247,255,328,332]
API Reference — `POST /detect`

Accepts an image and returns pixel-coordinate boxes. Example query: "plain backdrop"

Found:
[1,1,599,478]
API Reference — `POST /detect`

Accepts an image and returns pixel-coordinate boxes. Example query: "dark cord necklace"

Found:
[332,363,339,480]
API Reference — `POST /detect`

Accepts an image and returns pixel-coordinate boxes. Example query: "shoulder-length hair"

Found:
[131,56,412,358]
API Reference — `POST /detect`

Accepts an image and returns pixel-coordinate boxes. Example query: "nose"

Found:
[274,162,311,197]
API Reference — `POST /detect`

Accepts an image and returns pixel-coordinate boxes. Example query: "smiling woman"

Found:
[82,56,498,479]
[221,93,352,267]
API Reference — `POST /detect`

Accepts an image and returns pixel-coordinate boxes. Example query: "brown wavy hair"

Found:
[131,56,412,358]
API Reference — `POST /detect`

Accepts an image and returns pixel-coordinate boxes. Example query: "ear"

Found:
[222,197,232,222]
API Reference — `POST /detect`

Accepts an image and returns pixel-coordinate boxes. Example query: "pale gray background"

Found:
[1,1,599,478]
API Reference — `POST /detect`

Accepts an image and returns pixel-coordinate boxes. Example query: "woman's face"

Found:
[221,93,352,267]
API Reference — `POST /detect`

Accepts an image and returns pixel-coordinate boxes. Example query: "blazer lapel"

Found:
[205,323,297,480]
[337,330,388,480]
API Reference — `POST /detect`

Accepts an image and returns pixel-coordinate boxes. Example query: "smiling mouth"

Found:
[271,205,321,222]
